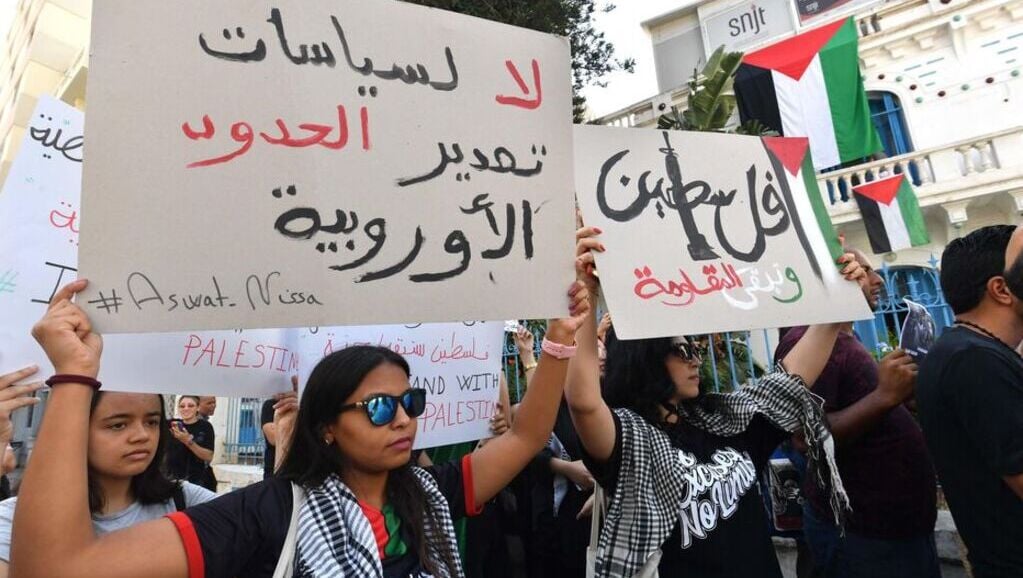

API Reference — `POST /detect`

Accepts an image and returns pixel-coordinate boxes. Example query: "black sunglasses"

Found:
[339,389,427,426]
[671,337,705,363]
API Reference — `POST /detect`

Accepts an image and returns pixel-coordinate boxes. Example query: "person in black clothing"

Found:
[565,230,869,578]
[165,395,217,491]
[527,400,592,578]
[918,225,1023,578]
[260,398,277,480]
[15,276,588,577]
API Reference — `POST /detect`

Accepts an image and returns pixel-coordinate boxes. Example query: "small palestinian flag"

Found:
[735,17,883,170]
[763,136,845,267]
[852,174,930,254]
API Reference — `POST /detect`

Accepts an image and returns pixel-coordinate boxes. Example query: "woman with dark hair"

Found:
[165,395,217,491]
[567,227,870,578]
[0,388,216,576]
[12,272,588,577]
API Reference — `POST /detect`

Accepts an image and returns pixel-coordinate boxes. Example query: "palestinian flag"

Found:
[735,17,883,170]
[852,174,930,254]
[762,136,845,276]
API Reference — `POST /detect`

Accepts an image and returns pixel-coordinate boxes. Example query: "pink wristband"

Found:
[541,338,577,360]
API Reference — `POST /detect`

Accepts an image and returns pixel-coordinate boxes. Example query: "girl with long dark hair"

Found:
[566,227,869,578]
[0,388,216,576]
[11,272,589,577]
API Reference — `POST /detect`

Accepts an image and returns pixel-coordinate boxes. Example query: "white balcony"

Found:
[818,127,1023,224]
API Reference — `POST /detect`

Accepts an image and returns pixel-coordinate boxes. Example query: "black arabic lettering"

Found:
[274,207,322,240]
[711,165,791,262]
[356,227,425,283]
[331,15,458,91]
[198,26,267,62]
[397,143,464,187]
[267,8,336,67]
[398,143,545,187]
[659,132,718,261]
[329,218,387,272]
[29,126,83,163]
[410,230,470,282]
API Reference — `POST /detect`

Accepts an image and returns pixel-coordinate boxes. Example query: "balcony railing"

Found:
[817,127,1023,222]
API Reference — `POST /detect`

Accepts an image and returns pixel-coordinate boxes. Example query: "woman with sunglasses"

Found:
[12,274,589,578]
[567,227,869,578]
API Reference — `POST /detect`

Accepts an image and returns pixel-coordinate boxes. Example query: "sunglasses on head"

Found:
[671,337,705,363]
[339,389,427,426]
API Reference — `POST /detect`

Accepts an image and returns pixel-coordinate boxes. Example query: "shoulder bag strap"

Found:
[272,483,305,578]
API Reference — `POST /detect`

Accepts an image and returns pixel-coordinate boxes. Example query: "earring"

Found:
[323,435,333,445]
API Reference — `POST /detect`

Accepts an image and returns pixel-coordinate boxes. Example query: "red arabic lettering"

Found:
[181,103,371,168]
[495,59,542,110]
[633,262,744,307]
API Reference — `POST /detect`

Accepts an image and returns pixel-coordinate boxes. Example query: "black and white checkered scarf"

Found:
[295,468,463,577]
[592,366,848,578]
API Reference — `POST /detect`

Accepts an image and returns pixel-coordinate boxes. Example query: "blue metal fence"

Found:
[223,397,265,466]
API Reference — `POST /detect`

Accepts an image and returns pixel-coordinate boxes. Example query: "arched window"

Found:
[868,91,913,158]
[824,91,915,202]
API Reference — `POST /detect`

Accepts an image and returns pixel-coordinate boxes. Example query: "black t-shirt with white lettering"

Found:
[586,411,786,578]
[918,327,1023,578]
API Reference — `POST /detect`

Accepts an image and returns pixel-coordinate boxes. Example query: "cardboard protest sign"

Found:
[291,322,504,449]
[0,99,504,444]
[574,125,872,339]
[0,97,292,396]
[899,299,935,361]
[79,0,575,333]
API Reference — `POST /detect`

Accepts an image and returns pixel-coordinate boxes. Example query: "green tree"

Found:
[657,45,776,136]
[404,0,634,121]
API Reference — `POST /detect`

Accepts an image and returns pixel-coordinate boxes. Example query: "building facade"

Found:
[601,0,1023,352]
[0,0,89,185]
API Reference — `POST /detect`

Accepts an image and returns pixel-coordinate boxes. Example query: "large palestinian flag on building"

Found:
[852,174,929,254]
[734,17,883,170]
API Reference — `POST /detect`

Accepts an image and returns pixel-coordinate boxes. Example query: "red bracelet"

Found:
[45,374,102,390]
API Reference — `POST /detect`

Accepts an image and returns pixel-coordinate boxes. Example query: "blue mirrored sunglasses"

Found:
[339,389,427,426]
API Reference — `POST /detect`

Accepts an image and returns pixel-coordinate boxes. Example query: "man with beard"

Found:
[918,225,1023,578]
[775,248,938,578]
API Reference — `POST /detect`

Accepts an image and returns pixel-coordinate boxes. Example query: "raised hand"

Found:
[575,226,604,294]
[0,366,44,446]
[31,279,102,378]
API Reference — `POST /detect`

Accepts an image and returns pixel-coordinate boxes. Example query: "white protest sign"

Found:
[79,0,575,334]
[0,97,295,396]
[291,322,504,449]
[574,125,872,339]
[0,96,85,375]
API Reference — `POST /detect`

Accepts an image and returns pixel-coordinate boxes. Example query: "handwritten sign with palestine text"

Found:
[574,126,872,339]
[80,0,574,333]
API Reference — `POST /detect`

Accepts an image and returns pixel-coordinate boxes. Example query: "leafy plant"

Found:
[656,45,777,136]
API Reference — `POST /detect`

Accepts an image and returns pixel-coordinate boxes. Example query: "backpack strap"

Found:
[172,484,187,512]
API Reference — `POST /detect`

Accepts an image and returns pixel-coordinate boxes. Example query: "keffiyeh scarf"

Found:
[592,366,848,578]
[294,468,463,577]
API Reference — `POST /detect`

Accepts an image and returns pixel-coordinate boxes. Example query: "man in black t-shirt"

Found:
[918,225,1023,578]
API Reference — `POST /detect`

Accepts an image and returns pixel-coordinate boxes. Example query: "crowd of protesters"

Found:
[0,223,1019,578]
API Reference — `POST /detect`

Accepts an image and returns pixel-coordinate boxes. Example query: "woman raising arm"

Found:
[14,270,590,577]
